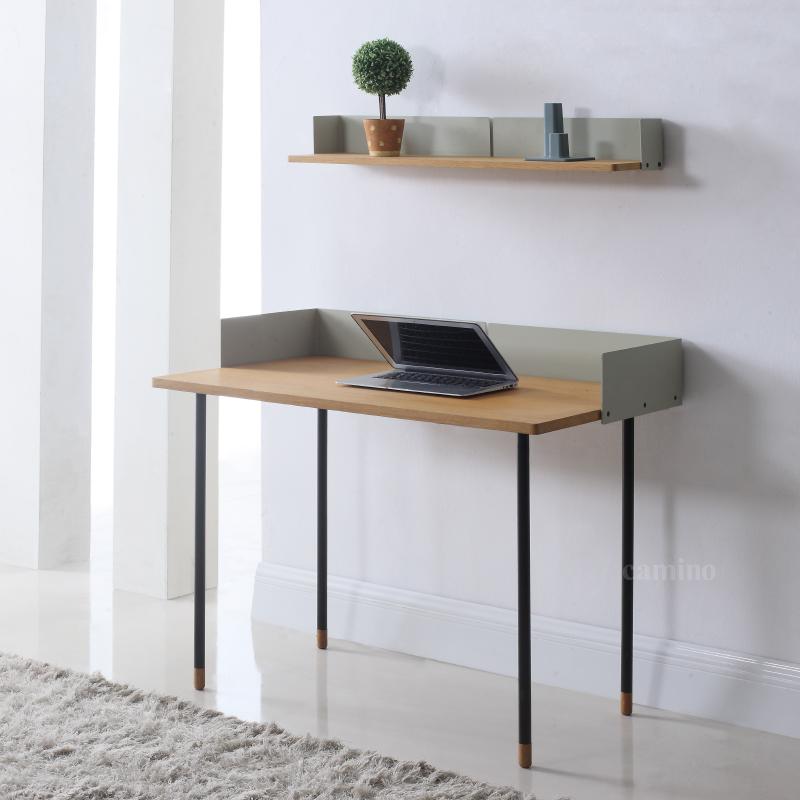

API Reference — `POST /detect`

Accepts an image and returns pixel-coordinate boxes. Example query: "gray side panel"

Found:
[639,118,664,169]
[317,116,492,156]
[487,323,672,382]
[313,116,343,154]
[314,308,379,359]
[493,117,662,165]
[220,310,317,366]
[602,339,683,423]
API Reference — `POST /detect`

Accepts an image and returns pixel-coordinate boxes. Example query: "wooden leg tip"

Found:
[518,743,532,768]
[316,629,328,650]
[620,692,632,716]
[194,667,205,691]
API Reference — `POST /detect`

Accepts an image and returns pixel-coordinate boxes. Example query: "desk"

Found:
[153,308,682,769]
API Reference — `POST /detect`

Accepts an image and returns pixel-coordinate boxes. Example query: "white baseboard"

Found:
[253,561,800,739]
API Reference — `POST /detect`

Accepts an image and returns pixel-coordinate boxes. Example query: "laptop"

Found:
[338,313,518,397]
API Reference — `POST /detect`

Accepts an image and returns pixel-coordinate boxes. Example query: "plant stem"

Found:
[379,94,386,120]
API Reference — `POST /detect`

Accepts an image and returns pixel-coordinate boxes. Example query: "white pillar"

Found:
[114,0,223,598]
[0,2,95,568]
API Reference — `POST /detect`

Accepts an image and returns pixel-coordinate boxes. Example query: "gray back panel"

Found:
[315,308,380,359]
[488,323,670,382]
[221,309,378,367]
[492,117,663,168]
[487,324,681,421]
[220,309,316,367]
[221,309,682,424]
[313,115,492,156]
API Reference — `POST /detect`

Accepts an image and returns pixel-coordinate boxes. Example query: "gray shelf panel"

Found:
[312,115,663,169]
[313,116,492,157]
[493,117,664,169]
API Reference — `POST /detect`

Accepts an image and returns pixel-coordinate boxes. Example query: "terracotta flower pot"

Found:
[363,119,405,156]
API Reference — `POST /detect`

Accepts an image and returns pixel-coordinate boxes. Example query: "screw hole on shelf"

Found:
[658,161,662,167]
[606,411,610,417]
[674,395,678,401]
[643,402,647,408]
[645,162,650,168]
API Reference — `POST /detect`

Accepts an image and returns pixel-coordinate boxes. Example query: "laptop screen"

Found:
[357,317,509,375]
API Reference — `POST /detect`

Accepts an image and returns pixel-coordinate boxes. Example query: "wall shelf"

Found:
[288,153,642,172]
[293,115,664,173]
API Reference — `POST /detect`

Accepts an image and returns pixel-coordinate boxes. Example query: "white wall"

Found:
[0,3,46,567]
[0,1,95,568]
[257,0,800,735]
[91,0,121,544]
[219,0,262,488]
[115,0,223,598]
[39,0,96,567]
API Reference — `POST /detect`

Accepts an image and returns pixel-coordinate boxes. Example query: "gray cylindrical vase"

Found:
[549,132,570,159]
[543,102,564,157]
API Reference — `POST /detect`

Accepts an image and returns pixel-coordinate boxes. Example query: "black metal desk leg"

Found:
[517,433,532,768]
[621,417,634,716]
[194,393,206,690]
[317,409,328,650]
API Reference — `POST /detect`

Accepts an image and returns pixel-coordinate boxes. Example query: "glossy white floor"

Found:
[1,436,797,799]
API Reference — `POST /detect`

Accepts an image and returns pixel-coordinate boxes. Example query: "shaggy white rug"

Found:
[0,653,535,799]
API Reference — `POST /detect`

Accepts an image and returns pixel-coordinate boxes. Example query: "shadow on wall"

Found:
[346,117,696,189]
[348,116,790,193]
[539,343,798,505]
[639,342,798,507]
[337,338,800,721]
[638,343,800,713]
[403,46,446,114]
[535,341,799,663]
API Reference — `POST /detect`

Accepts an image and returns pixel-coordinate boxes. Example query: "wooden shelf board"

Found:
[288,153,642,172]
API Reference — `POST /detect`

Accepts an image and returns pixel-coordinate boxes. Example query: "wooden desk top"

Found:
[153,356,601,435]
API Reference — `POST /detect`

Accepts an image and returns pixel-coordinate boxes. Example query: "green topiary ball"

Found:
[352,38,413,97]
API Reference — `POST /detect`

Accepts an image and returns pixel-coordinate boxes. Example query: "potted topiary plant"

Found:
[352,38,413,157]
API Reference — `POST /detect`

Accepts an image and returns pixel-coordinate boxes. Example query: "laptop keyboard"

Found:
[381,370,505,388]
